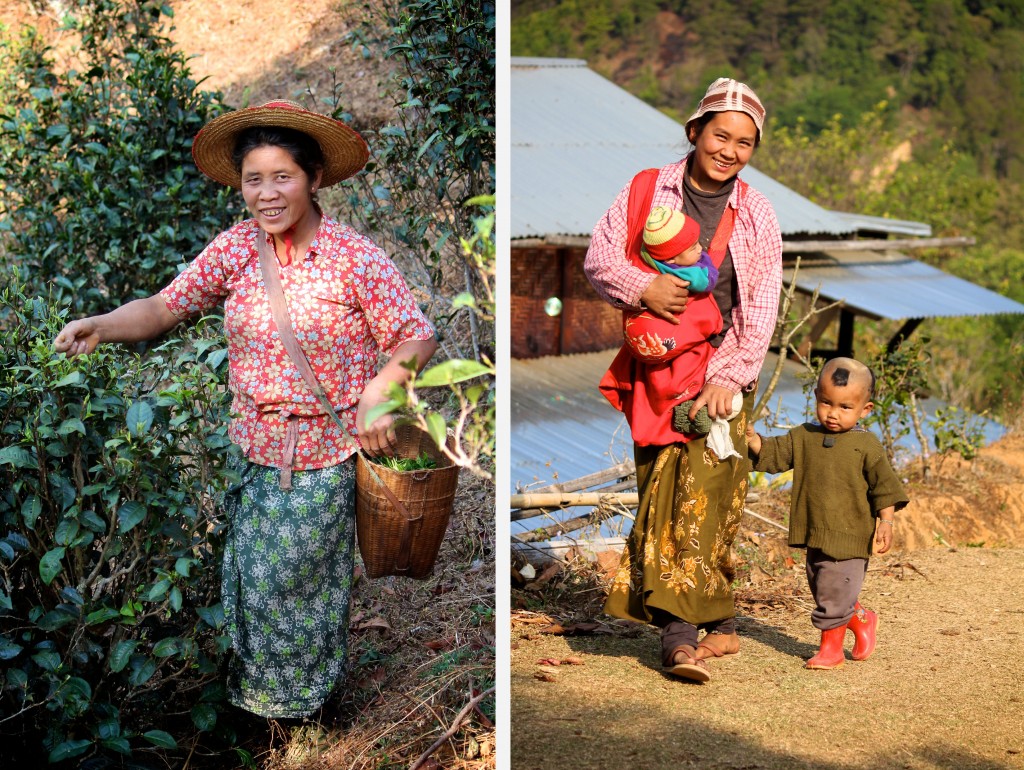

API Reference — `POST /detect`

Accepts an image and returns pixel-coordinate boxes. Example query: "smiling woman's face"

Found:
[687,111,758,193]
[240,145,322,236]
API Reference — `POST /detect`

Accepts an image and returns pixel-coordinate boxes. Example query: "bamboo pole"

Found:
[516,505,625,543]
[525,460,635,495]
[510,480,637,521]
[509,491,639,510]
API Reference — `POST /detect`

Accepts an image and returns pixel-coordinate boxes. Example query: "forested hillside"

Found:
[512,0,1023,175]
[512,0,1024,423]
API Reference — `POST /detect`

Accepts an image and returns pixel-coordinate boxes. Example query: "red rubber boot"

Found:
[806,625,846,669]
[847,602,878,661]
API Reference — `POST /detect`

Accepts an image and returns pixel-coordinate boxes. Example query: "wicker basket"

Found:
[355,423,460,579]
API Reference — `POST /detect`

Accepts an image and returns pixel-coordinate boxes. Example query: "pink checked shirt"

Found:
[585,158,783,392]
[160,216,435,470]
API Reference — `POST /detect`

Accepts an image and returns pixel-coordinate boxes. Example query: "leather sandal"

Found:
[694,632,741,661]
[662,644,711,683]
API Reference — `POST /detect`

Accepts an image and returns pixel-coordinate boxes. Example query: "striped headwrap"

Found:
[685,78,766,140]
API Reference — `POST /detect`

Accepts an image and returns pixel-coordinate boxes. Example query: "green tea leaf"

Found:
[97,717,121,740]
[196,604,225,630]
[57,417,86,436]
[425,412,448,450]
[32,650,61,672]
[126,400,154,436]
[191,703,218,731]
[59,676,92,701]
[142,729,177,749]
[54,518,80,546]
[117,501,146,534]
[0,636,23,660]
[101,736,132,755]
[36,607,78,631]
[129,656,157,686]
[21,495,42,529]
[48,739,92,763]
[108,640,137,672]
[152,637,179,657]
[39,547,66,585]
[0,446,35,468]
[53,371,83,388]
[86,607,121,625]
[416,359,493,387]
[364,398,405,428]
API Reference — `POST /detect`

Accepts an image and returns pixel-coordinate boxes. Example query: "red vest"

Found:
[599,169,746,445]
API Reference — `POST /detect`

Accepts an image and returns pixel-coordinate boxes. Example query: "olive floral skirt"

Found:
[604,397,751,627]
[222,458,356,718]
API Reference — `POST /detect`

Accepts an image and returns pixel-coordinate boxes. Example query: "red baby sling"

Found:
[599,167,745,445]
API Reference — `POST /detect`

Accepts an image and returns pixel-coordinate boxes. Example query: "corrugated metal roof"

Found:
[511,57,857,240]
[511,349,632,492]
[787,255,1024,319]
[830,211,933,237]
[510,350,1008,536]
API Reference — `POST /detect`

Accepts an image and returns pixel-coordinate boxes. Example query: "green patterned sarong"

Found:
[604,391,752,626]
[222,459,356,718]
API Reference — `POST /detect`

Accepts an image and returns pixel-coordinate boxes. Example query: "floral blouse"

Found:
[160,216,434,470]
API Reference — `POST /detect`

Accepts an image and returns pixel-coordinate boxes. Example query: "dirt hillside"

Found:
[0,0,393,123]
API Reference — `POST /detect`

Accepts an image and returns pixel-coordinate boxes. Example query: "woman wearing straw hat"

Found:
[585,78,783,682]
[54,101,437,717]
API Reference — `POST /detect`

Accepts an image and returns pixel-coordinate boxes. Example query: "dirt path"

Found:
[511,546,1024,769]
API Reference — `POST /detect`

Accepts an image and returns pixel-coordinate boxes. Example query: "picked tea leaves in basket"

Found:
[356,423,459,579]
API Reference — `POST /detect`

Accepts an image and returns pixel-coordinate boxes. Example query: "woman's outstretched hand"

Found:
[54,319,101,357]
[639,273,690,324]
[53,297,179,358]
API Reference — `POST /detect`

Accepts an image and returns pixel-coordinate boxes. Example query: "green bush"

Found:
[335,1,496,480]
[0,281,238,764]
[342,0,495,362]
[0,0,243,317]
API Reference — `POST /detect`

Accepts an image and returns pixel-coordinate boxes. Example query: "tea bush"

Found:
[0,282,238,764]
[0,0,243,316]
[342,0,496,362]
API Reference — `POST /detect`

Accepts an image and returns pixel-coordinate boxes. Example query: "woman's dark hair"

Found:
[687,112,761,148]
[231,126,324,181]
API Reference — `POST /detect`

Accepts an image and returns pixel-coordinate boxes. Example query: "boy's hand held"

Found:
[874,519,893,554]
[745,424,761,455]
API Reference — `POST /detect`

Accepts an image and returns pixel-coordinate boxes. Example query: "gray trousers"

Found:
[805,547,867,630]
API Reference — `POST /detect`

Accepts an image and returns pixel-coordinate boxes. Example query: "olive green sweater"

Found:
[750,424,909,560]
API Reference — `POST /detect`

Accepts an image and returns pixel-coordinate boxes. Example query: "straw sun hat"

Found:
[191,100,369,189]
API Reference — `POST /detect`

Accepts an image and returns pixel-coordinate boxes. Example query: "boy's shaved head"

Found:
[819,357,875,400]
